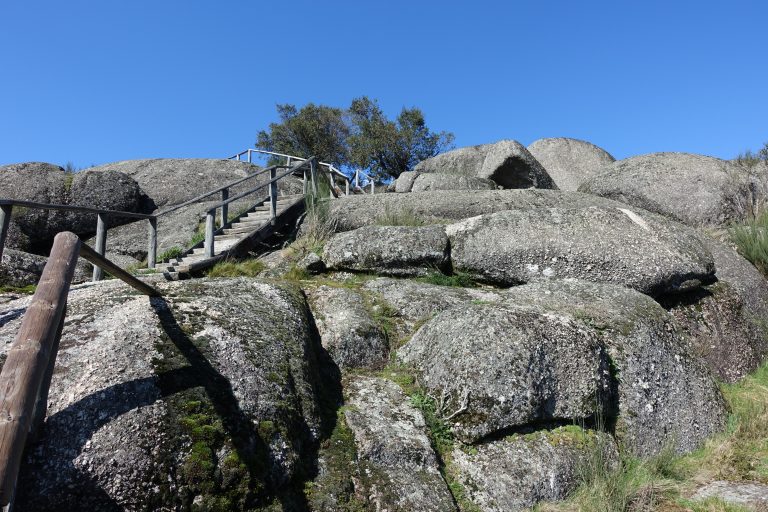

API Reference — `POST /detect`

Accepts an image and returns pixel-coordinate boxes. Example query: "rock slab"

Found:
[414,139,557,189]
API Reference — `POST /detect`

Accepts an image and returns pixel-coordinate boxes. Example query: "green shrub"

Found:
[730,212,768,275]
[206,259,265,278]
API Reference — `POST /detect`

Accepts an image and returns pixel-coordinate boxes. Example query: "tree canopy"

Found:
[255,97,454,180]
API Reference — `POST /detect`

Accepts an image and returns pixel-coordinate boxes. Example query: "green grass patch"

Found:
[375,206,426,227]
[0,284,36,294]
[539,361,768,511]
[417,271,477,288]
[206,259,265,278]
[730,212,768,275]
[156,246,183,263]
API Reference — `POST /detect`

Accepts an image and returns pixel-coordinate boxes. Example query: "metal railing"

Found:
[229,148,377,195]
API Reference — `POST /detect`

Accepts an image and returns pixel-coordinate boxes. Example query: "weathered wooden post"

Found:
[221,188,229,228]
[345,176,350,196]
[370,179,375,195]
[0,232,80,508]
[269,167,278,225]
[247,150,252,164]
[92,214,107,281]
[147,218,158,269]
[302,168,308,195]
[0,204,12,263]
[204,210,215,258]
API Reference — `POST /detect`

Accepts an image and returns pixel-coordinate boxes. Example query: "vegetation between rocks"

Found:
[536,362,768,511]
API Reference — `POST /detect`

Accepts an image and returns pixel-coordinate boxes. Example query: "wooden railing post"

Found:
[204,210,215,258]
[371,179,375,195]
[345,176,350,196]
[0,205,12,263]
[92,213,107,282]
[0,232,80,507]
[147,218,158,269]
[269,167,278,225]
[247,150,252,164]
[302,169,308,195]
[221,188,229,228]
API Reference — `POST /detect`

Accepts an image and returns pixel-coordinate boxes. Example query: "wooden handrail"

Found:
[0,232,159,507]
[154,165,282,218]
[0,199,155,220]
[203,159,310,212]
[79,244,160,297]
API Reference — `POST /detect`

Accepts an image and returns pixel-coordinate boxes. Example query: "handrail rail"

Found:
[205,160,307,212]
[0,231,159,508]
[231,148,376,185]
[0,199,155,220]
[155,165,282,218]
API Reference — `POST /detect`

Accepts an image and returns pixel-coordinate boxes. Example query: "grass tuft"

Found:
[417,271,477,288]
[206,259,265,278]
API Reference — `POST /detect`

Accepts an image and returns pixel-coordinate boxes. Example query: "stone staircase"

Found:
[157,194,305,276]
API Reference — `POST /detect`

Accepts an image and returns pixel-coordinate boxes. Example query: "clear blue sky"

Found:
[2,1,767,170]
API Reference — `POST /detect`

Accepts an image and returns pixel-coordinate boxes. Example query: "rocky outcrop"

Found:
[306,286,389,370]
[661,237,768,382]
[398,302,613,444]
[503,279,728,456]
[414,140,556,189]
[67,168,155,233]
[394,172,497,193]
[0,162,70,249]
[447,206,715,296]
[0,278,333,510]
[85,159,262,208]
[396,278,727,456]
[451,428,618,512]
[341,377,456,511]
[328,188,664,233]
[0,248,47,287]
[323,225,450,277]
[527,137,615,191]
[578,152,757,227]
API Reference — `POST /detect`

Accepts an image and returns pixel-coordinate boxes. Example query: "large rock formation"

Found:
[337,377,456,511]
[394,171,497,193]
[0,278,335,510]
[446,205,715,295]
[578,152,758,227]
[527,137,616,191]
[85,159,261,208]
[502,279,728,456]
[451,428,618,512]
[323,225,450,277]
[67,168,155,233]
[397,279,727,456]
[305,286,389,370]
[414,140,556,189]
[661,237,768,382]
[398,302,613,444]
[0,162,71,250]
[328,189,660,233]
